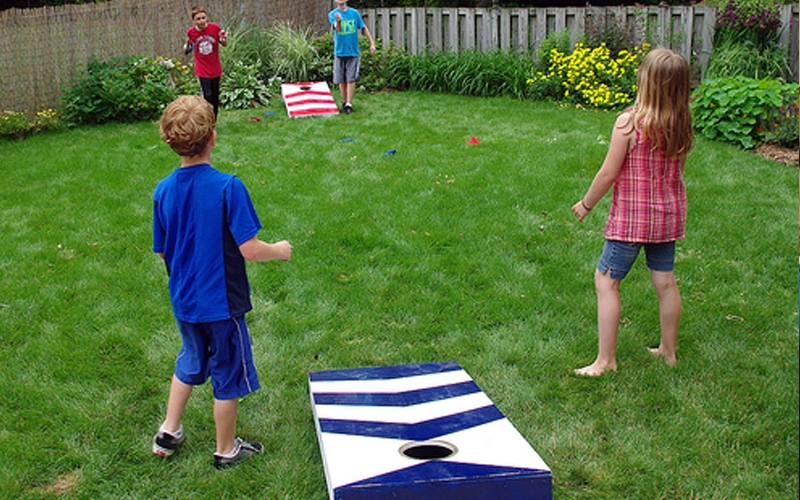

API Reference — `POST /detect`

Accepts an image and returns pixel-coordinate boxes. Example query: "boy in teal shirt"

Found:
[329,0,376,114]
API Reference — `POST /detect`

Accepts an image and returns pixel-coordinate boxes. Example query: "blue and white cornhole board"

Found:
[281,81,339,118]
[308,361,552,500]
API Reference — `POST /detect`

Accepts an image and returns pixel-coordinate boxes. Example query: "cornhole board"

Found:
[281,81,339,118]
[308,361,552,500]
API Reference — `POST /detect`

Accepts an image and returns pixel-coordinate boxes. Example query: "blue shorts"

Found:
[597,240,676,280]
[333,56,360,84]
[174,317,260,400]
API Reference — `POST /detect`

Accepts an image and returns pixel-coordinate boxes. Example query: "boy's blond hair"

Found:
[159,95,215,157]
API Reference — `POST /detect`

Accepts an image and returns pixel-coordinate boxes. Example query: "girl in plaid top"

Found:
[571,48,693,376]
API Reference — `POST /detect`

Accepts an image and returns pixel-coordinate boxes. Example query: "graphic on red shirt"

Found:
[187,23,222,78]
[197,34,215,56]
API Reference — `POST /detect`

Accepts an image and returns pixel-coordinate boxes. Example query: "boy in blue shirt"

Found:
[329,0,376,114]
[152,95,292,468]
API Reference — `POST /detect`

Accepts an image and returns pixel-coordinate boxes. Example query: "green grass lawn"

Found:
[1,91,797,499]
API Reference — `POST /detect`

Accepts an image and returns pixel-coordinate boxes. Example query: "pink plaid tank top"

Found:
[604,133,687,243]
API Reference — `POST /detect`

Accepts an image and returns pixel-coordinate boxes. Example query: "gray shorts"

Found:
[333,56,361,84]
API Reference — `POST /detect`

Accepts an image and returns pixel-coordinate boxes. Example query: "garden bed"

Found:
[754,143,799,167]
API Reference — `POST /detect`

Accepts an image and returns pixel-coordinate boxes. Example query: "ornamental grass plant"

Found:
[0,91,797,499]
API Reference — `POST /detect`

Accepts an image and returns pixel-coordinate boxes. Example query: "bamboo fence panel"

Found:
[0,0,329,115]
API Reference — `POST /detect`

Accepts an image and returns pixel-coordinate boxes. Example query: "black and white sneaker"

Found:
[342,103,354,114]
[213,437,264,469]
[152,426,185,457]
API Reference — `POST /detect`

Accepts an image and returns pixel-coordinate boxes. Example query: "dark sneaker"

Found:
[152,427,185,457]
[342,103,354,114]
[214,438,264,469]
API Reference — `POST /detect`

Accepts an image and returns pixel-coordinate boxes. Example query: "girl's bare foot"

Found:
[648,347,677,366]
[574,361,617,377]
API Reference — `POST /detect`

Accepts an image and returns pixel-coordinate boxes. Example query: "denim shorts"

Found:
[597,240,676,280]
[174,316,260,400]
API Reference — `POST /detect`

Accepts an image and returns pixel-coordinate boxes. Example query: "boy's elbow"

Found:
[238,238,259,261]
[239,248,254,262]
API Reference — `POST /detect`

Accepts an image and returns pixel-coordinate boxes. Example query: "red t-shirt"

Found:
[187,23,223,78]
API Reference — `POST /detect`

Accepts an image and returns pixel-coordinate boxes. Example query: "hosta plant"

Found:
[220,60,271,109]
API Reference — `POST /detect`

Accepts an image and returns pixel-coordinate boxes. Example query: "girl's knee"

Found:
[650,270,677,288]
[595,268,620,292]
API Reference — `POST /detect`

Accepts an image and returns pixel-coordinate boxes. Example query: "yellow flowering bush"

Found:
[32,108,60,133]
[0,111,30,138]
[528,43,649,109]
[1,108,60,139]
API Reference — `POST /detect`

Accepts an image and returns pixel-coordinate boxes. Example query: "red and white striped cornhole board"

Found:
[281,81,339,118]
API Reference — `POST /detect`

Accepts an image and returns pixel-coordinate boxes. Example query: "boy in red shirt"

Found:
[184,6,227,117]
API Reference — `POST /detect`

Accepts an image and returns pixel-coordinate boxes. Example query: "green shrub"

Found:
[759,90,799,148]
[311,31,334,74]
[691,76,799,149]
[385,49,532,99]
[360,38,407,93]
[60,55,194,125]
[220,60,271,109]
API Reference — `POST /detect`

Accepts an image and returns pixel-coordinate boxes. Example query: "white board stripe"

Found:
[309,369,472,394]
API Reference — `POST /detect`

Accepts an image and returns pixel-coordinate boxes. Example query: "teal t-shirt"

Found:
[329,7,365,57]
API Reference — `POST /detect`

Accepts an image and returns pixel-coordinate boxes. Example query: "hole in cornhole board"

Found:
[399,440,458,460]
[300,86,311,90]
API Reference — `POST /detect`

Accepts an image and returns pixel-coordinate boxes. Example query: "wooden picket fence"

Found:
[0,1,797,116]
[361,4,799,81]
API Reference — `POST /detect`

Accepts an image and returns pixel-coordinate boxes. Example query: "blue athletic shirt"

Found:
[329,7,365,57]
[153,164,262,323]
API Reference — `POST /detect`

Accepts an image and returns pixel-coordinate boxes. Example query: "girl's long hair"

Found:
[630,48,693,158]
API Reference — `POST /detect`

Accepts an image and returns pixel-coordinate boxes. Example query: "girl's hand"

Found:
[572,200,591,222]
